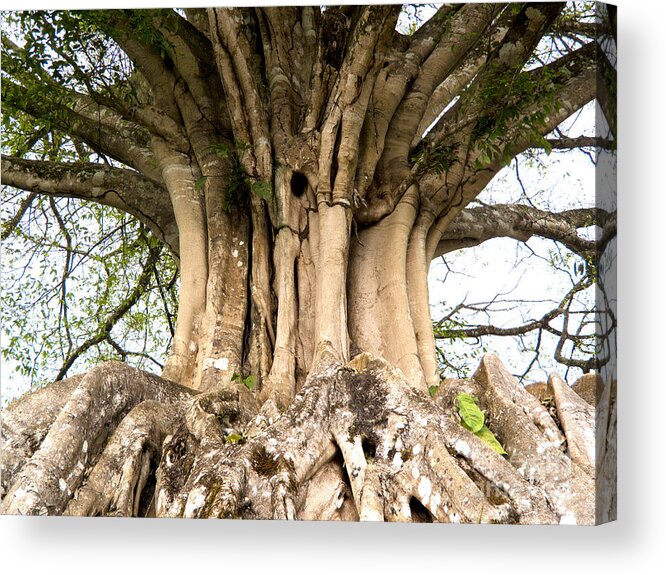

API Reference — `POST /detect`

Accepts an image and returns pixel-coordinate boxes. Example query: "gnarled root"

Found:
[329,354,557,524]
[155,364,340,519]
[154,353,605,524]
[1,374,83,497]
[65,400,184,517]
[1,362,194,515]
[471,355,595,523]
[2,354,612,523]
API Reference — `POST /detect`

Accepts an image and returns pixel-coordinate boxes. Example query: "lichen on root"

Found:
[1,354,614,524]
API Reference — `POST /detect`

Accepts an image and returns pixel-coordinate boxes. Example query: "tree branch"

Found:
[1,156,178,258]
[413,8,515,146]
[1,192,37,241]
[417,40,596,260]
[82,10,182,121]
[208,7,272,179]
[54,241,163,381]
[380,3,501,175]
[543,136,614,150]
[2,79,161,183]
[3,31,189,151]
[433,204,616,260]
[434,274,611,374]
[48,197,75,357]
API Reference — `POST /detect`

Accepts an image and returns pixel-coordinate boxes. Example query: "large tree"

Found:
[1,3,616,523]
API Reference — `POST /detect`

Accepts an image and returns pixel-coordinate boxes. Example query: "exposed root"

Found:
[155,363,340,519]
[332,433,384,521]
[184,384,260,443]
[65,400,183,517]
[149,352,602,523]
[299,458,358,521]
[1,374,82,497]
[330,355,555,523]
[474,355,594,524]
[2,354,611,524]
[1,362,194,515]
[549,373,595,476]
[595,375,617,522]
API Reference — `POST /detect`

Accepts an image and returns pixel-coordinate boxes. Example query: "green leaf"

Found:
[225,433,243,444]
[428,385,439,398]
[235,140,250,152]
[251,180,273,200]
[210,143,230,158]
[456,392,485,433]
[243,375,256,391]
[195,176,207,193]
[474,425,507,455]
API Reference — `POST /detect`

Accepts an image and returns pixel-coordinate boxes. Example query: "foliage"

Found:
[224,432,244,445]
[455,393,507,455]
[1,193,177,388]
[232,372,256,391]
[456,392,485,432]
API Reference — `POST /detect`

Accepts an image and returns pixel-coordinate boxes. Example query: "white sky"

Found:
[429,101,602,384]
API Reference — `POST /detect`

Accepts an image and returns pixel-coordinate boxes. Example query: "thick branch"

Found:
[434,204,616,260]
[420,43,596,261]
[2,78,161,183]
[2,32,188,150]
[85,10,181,121]
[1,156,178,257]
[208,7,271,180]
[412,15,513,146]
[317,5,399,206]
[379,3,500,176]
[544,136,614,150]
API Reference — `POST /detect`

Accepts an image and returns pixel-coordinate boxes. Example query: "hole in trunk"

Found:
[361,437,376,460]
[290,171,308,198]
[409,497,434,523]
[334,449,352,489]
[136,452,158,518]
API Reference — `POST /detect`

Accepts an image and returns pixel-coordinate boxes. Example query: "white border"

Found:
[2,0,664,572]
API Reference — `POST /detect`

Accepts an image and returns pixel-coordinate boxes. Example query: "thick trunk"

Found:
[150,155,440,401]
[348,185,427,392]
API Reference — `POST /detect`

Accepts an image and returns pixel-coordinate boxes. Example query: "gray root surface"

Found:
[2,354,615,524]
